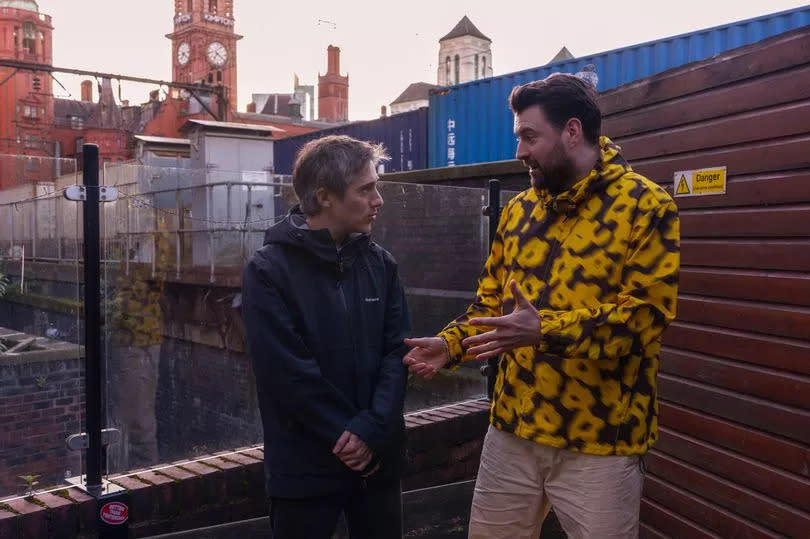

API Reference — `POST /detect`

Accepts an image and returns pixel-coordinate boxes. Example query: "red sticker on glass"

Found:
[99,501,129,525]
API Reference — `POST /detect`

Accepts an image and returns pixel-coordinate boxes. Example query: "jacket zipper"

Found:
[336,251,361,407]
[537,240,560,308]
[536,214,568,308]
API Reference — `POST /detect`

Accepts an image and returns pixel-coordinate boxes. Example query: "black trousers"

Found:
[269,479,403,539]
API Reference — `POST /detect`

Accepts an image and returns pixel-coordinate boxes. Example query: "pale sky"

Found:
[39,0,808,121]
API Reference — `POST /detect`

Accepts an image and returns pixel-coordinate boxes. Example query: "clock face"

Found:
[177,42,190,66]
[207,42,227,67]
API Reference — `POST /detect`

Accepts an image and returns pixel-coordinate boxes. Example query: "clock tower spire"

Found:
[167,0,242,112]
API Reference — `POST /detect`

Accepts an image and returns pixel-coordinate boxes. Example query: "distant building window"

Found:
[445,56,450,83]
[70,116,84,129]
[23,22,36,54]
[188,0,193,11]
[24,135,37,148]
[454,55,460,85]
[482,56,487,77]
[209,0,217,14]
[13,27,18,47]
[23,105,37,118]
[475,55,479,80]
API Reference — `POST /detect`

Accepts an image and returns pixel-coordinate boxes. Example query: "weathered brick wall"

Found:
[154,338,263,464]
[0,331,84,497]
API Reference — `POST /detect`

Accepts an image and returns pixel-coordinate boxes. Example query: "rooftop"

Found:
[0,0,38,12]
[440,15,491,42]
[391,82,440,105]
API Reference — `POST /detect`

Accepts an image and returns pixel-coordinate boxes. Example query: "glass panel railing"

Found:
[0,154,83,501]
[100,163,290,475]
[375,182,490,411]
[97,162,498,476]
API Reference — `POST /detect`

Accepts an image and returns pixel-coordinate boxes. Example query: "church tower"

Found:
[437,16,493,86]
[167,0,242,111]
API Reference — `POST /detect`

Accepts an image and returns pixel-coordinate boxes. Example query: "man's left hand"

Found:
[463,280,542,360]
[333,431,374,471]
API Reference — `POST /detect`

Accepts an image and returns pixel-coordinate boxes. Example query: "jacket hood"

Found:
[263,205,370,267]
[536,136,633,215]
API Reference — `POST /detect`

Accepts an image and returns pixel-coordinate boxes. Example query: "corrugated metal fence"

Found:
[429,4,810,168]
[599,28,810,538]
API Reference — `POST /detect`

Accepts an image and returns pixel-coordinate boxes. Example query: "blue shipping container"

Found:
[428,5,810,168]
[273,107,428,175]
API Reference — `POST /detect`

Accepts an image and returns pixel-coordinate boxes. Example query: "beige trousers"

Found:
[469,426,643,539]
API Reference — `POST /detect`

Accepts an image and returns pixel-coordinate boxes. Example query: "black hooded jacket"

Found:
[241,206,411,497]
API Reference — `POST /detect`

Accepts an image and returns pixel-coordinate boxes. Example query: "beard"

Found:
[527,139,577,195]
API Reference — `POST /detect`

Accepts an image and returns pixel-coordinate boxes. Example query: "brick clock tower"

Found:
[0,0,54,159]
[167,0,242,112]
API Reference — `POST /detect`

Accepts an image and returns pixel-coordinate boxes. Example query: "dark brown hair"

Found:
[292,135,388,216]
[509,73,601,145]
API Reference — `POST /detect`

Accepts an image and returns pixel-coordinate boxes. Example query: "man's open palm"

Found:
[403,337,449,379]
[464,280,542,359]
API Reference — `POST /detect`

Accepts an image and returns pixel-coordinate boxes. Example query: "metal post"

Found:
[124,188,131,276]
[226,182,232,228]
[152,203,158,279]
[208,185,215,283]
[31,196,38,259]
[56,193,63,262]
[175,186,182,280]
[7,205,13,257]
[82,144,103,496]
[486,179,501,400]
[242,185,251,261]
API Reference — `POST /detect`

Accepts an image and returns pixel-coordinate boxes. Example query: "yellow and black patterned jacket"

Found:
[439,137,680,456]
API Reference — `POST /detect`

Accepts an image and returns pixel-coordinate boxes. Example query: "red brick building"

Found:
[0,0,54,188]
[167,0,241,111]
[0,0,342,188]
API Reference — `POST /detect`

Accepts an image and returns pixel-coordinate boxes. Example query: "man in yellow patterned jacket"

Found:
[404,74,679,538]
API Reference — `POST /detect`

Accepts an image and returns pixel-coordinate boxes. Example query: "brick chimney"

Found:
[81,80,93,102]
[318,45,349,122]
[246,102,256,113]
[327,45,340,74]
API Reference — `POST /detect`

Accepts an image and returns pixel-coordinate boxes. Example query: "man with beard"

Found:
[404,74,680,538]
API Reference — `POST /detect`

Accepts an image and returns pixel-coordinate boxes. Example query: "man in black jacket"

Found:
[242,135,411,539]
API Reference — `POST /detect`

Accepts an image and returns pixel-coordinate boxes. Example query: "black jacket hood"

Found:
[263,205,370,268]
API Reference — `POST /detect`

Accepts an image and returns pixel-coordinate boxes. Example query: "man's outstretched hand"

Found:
[333,431,373,472]
[464,280,542,360]
[403,337,450,379]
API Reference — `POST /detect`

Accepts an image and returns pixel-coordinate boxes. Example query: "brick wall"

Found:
[0,330,84,497]
[0,400,492,538]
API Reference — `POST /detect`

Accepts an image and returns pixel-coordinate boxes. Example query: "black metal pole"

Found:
[486,179,501,400]
[83,144,103,496]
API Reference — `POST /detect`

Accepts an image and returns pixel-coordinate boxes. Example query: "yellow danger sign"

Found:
[673,167,726,197]
[676,175,690,195]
